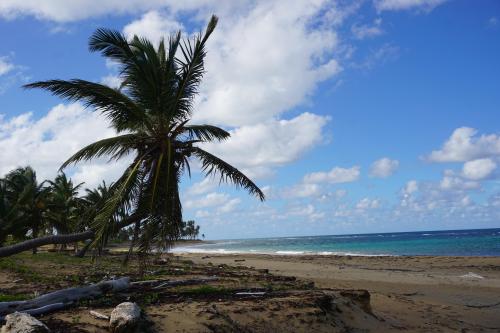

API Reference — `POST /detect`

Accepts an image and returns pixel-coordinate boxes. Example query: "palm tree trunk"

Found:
[32,225,39,255]
[0,214,142,258]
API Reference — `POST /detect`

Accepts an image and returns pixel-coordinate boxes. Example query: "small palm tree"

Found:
[4,167,49,253]
[46,172,84,236]
[25,16,264,254]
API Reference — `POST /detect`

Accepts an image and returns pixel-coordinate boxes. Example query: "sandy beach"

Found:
[1,251,499,332]
[180,253,500,332]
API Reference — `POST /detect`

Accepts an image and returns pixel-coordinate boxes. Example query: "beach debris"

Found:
[89,310,109,320]
[129,277,218,289]
[234,259,246,262]
[202,256,210,259]
[234,292,266,296]
[109,302,141,333]
[1,312,50,333]
[0,278,130,320]
[459,272,484,279]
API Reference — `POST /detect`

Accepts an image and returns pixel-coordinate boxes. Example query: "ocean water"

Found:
[172,228,500,256]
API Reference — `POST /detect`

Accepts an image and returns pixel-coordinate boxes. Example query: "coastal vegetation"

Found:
[0,15,264,259]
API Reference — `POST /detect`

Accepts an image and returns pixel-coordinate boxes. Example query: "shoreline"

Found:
[170,247,500,258]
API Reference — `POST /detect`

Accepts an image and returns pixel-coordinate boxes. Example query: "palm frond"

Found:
[181,124,230,142]
[170,15,218,121]
[60,134,141,170]
[192,147,265,201]
[23,80,147,132]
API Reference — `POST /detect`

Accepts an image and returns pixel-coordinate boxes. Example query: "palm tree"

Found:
[4,167,49,254]
[46,172,84,251]
[21,15,264,255]
[0,178,25,246]
[46,172,84,235]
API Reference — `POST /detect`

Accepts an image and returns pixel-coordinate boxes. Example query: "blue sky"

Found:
[0,0,499,239]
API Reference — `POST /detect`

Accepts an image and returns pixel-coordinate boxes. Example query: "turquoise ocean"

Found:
[172,228,500,256]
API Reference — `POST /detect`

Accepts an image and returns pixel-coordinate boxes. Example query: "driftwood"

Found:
[0,276,220,321]
[89,310,110,320]
[0,277,130,320]
[234,292,266,296]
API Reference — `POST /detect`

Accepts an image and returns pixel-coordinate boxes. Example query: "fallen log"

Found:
[0,277,130,320]
[0,214,142,258]
[0,276,220,321]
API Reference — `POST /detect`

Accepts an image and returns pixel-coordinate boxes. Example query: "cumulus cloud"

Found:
[283,183,321,199]
[123,10,183,44]
[462,158,497,180]
[439,170,479,191]
[184,192,229,209]
[0,0,169,22]
[123,3,342,127]
[303,166,360,184]
[0,103,128,189]
[201,113,329,178]
[427,127,500,163]
[370,157,399,178]
[374,0,447,12]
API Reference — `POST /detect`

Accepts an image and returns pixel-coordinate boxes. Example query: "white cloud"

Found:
[462,158,497,180]
[0,56,14,76]
[370,157,399,178]
[123,10,183,44]
[439,170,479,191]
[100,75,122,89]
[201,112,328,178]
[303,166,360,184]
[218,198,241,213]
[283,183,321,199]
[403,180,418,195]
[0,0,170,22]
[351,18,383,39]
[123,4,343,127]
[184,192,229,209]
[187,178,217,196]
[374,0,447,12]
[0,103,128,189]
[356,197,380,210]
[427,127,500,163]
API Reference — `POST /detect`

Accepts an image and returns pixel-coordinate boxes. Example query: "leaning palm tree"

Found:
[22,15,264,255]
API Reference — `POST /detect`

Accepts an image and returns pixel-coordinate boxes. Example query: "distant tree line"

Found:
[0,166,204,253]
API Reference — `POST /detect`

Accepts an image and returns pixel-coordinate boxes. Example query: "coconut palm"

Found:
[0,178,24,246]
[23,15,264,254]
[46,172,84,236]
[3,167,49,253]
